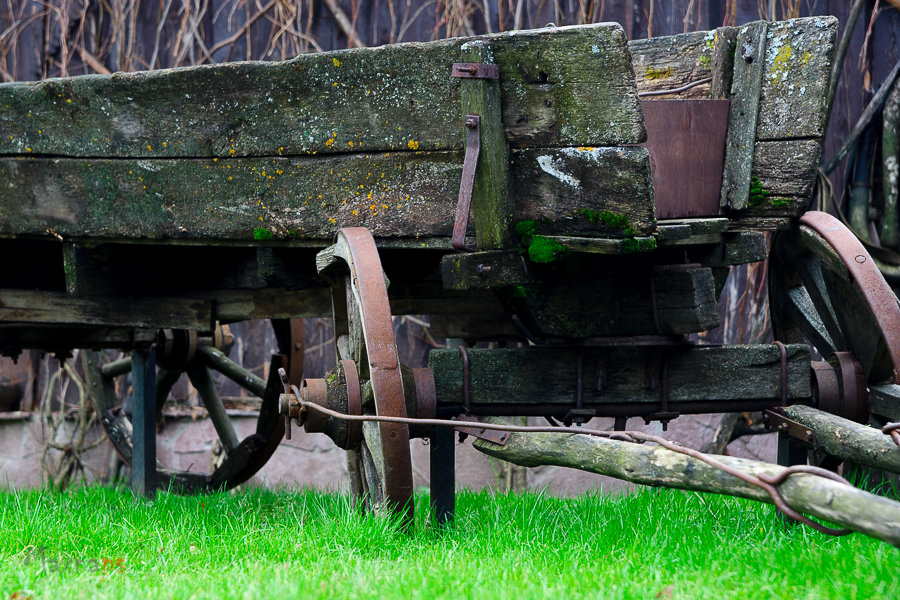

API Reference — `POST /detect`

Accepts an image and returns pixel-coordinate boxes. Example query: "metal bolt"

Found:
[855,255,866,264]
[805,430,814,442]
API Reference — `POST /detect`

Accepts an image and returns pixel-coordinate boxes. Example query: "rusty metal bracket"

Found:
[453,416,510,445]
[452,115,481,251]
[764,408,816,445]
[883,422,900,447]
[452,63,500,79]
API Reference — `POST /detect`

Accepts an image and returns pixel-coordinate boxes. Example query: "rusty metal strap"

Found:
[452,115,481,251]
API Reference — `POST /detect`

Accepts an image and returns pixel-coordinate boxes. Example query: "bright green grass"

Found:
[1,486,897,600]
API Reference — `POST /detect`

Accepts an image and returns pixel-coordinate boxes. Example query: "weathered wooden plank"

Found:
[720,21,768,211]
[429,344,810,406]
[510,146,655,238]
[0,146,653,242]
[629,30,717,99]
[459,41,513,249]
[473,429,900,547]
[441,250,527,290]
[0,24,643,159]
[751,139,821,199]
[500,257,718,337]
[869,384,900,422]
[757,17,838,140]
[0,289,212,329]
[710,28,738,99]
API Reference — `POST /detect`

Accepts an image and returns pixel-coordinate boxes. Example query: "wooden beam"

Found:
[0,24,643,159]
[781,405,900,474]
[429,344,810,407]
[0,289,212,330]
[0,146,653,242]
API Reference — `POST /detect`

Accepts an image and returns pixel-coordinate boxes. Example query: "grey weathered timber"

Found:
[429,344,809,406]
[0,146,653,242]
[0,24,643,160]
[440,250,528,290]
[869,384,900,421]
[497,258,719,338]
[756,17,838,140]
[458,41,513,249]
[709,28,738,100]
[473,430,900,547]
[751,139,822,198]
[720,21,768,211]
[629,30,719,99]
[781,405,900,474]
[0,289,211,329]
[510,146,655,238]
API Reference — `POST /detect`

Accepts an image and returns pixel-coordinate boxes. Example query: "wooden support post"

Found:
[720,21,768,211]
[458,41,513,249]
[131,346,157,499]
[430,425,456,526]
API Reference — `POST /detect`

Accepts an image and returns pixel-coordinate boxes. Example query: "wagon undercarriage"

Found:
[2,15,900,545]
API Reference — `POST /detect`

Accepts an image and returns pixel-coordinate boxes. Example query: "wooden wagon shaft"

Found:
[473,430,900,547]
[428,344,810,415]
[777,405,900,474]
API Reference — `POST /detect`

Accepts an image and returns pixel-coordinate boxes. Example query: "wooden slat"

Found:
[459,41,513,249]
[0,24,643,159]
[0,289,211,329]
[720,20,768,211]
[756,17,838,140]
[629,30,718,99]
[0,146,654,242]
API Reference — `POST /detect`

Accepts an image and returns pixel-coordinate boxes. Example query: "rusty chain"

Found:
[278,368,853,537]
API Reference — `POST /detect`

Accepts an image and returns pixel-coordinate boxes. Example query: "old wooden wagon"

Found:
[2,14,899,542]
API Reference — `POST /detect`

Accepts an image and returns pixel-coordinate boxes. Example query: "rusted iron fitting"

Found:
[883,422,900,447]
[810,354,868,423]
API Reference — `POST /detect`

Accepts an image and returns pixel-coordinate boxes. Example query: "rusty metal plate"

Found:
[641,99,730,219]
[454,416,510,445]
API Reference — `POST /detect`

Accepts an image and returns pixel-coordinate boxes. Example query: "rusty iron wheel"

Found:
[83,319,304,493]
[317,227,415,524]
[771,211,900,427]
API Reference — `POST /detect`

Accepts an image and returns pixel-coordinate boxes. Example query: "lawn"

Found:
[1,485,897,600]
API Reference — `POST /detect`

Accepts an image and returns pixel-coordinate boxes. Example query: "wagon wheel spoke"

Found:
[317,227,414,524]
[84,319,303,493]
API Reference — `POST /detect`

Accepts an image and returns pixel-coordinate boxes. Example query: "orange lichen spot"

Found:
[322,202,326,208]
[352,210,358,215]
[317,194,323,199]
[163,142,168,148]
[229,148,235,155]
[213,157,218,162]
[576,146,596,151]
[37,130,41,134]
[370,204,376,210]
[228,176,233,181]
[329,217,337,223]
[66,99,72,104]
[25,147,31,153]
[408,140,419,150]
[259,216,264,221]
[147,145,152,151]
[325,138,334,147]
[398,126,402,131]
[367,191,373,200]
[333,58,341,67]
[276,170,283,175]
[348,141,354,147]
[279,146,284,154]
[381,204,388,209]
